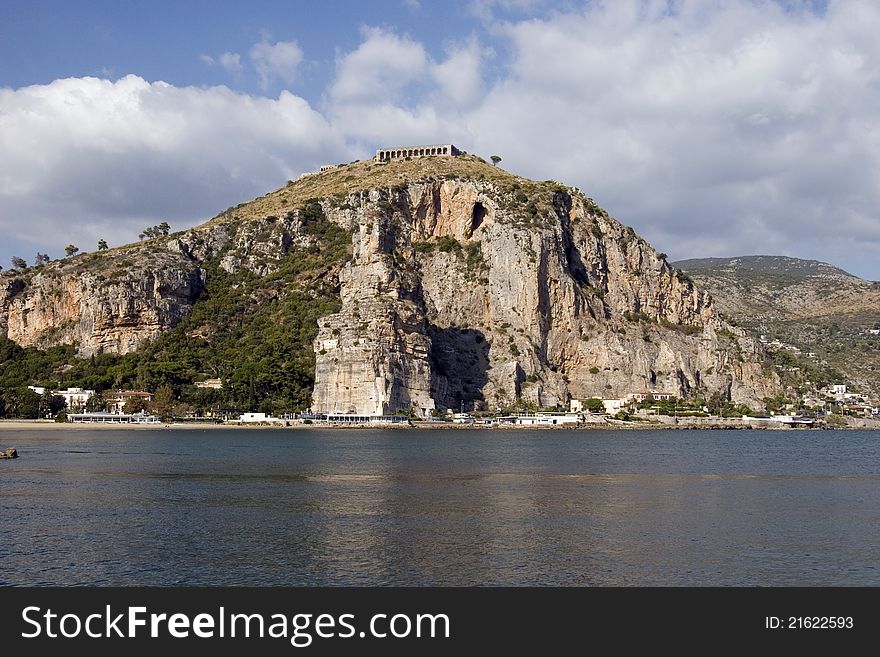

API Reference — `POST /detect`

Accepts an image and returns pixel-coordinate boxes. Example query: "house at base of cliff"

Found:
[627,389,675,403]
[106,390,153,414]
[238,412,283,424]
[299,413,408,424]
[29,386,95,411]
[67,411,159,424]
[497,412,582,426]
[601,399,627,415]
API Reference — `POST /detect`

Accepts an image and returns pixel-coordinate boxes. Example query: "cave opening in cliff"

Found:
[470,202,487,234]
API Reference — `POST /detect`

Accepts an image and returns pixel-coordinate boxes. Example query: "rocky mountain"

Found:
[0,154,779,415]
[676,255,880,396]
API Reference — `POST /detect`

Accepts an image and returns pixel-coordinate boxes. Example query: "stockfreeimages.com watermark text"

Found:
[22,605,450,647]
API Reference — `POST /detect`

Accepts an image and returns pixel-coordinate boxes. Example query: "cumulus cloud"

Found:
[200,51,243,76]
[218,52,243,75]
[0,75,348,259]
[330,27,428,103]
[250,39,303,89]
[327,28,488,149]
[5,2,880,278]
[454,0,880,277]
[431,39,487,109]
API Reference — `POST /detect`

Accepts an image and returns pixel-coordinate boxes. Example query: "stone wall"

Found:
[375,144,460,162]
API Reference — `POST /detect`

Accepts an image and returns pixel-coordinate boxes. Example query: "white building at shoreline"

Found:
[29,386,95,411]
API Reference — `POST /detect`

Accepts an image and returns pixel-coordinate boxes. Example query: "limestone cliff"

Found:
[0,154,779,409]
[1,247,205,357]
[307,157,778,414]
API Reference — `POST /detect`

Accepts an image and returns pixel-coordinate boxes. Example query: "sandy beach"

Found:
[0,419,234,431]
[1,417,878,433]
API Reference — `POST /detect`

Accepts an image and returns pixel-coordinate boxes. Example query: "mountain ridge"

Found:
[0,154,780,415]
[674,255,869,283]
[677,254,880,397]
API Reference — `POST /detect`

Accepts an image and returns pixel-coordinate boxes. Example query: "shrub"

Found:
[437,235,462,254]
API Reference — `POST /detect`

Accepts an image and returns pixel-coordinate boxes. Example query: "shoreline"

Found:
[1,418,878,432]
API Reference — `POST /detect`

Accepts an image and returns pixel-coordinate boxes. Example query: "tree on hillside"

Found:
[707,390,727,416]
[34,253,50,266]
[490,155,502,167]
[11,256,27,270]
[150,384,175,421]
[97,239,108,251]
[140,223,169,240]
[1,387,41,419]
[39,390,66,418]
[123,397,148,414]
[64,244,79,257]
[85,394,106,413]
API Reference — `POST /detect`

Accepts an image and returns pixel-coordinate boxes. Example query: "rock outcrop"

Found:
[1,249,205,357]
[310,163,778,415]
[0,154,780,410]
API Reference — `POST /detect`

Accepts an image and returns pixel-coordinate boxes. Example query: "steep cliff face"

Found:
[310,160,778,415]
[0,154,779,409]
[0,247,206,357]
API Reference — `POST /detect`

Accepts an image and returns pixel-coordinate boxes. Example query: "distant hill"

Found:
[676,255,880,396]
[677,255,859,281]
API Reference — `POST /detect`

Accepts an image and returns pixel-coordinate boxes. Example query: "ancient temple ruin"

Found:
[375,144,461,162]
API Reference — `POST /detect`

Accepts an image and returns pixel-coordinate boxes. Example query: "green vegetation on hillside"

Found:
[0,202,351,418]
[678,255,880,397]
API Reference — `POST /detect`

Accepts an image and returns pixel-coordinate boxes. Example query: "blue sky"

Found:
[2,0,879,279]
[2,2,466,94]
[0,1,516,103]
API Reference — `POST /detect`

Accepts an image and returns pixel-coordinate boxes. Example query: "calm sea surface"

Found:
[1,427,878,586]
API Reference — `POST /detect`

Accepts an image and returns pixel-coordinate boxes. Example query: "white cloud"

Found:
[200,51,243,76]
[218,52,243,75]
[431,39,487,109]
[249,40,303,90]
[327,29,488,147]
[330,27,428,103]
[6,2,880,278]
[469,0,552,21]
[0,75,348,258]
[452,0,880,277]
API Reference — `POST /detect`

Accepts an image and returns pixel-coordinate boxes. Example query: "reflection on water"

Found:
[1,428,879,586]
